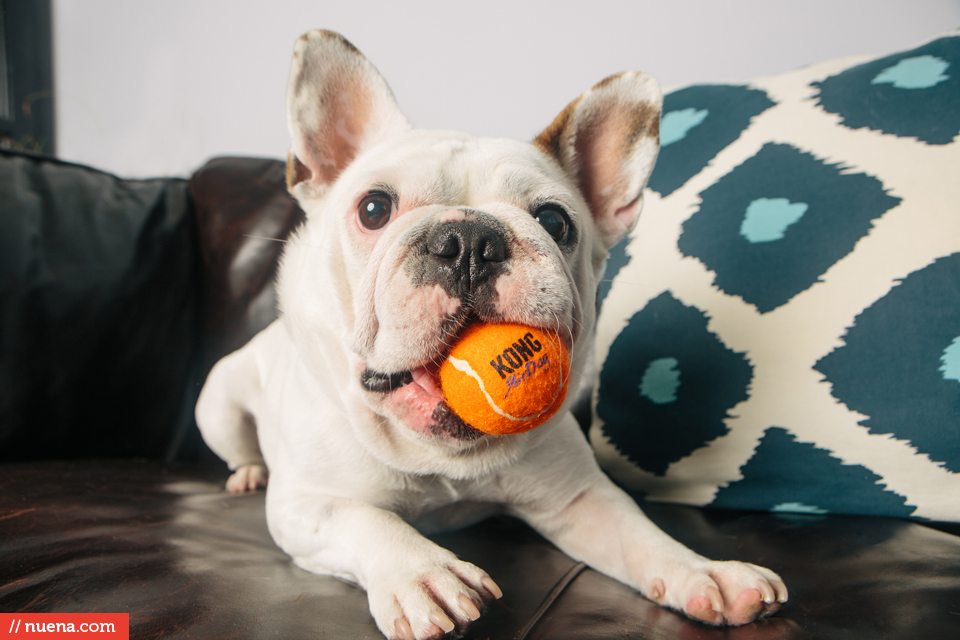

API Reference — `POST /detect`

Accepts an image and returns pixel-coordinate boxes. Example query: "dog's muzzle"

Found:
[357,214,514,442]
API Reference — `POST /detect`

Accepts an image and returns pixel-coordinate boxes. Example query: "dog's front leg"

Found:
[195,339,269,494]
[511,421,787,626]
[266,488,501,640]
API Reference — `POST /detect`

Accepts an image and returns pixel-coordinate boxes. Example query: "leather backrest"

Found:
[0,153,304,463]
[0,151,201,461]
[189,157,304,373]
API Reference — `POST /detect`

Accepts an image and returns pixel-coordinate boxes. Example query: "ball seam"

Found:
[446,355,546,422]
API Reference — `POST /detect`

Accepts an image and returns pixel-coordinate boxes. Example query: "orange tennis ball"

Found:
[439,323,570,435]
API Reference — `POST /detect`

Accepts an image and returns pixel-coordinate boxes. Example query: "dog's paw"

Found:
[648,560,787,626]
[225,464,269,494]
[367,553,502,640]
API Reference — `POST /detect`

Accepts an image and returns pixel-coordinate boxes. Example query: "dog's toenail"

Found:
[459,594,480,620]
[429,612,454,633]
[481,577,503,599]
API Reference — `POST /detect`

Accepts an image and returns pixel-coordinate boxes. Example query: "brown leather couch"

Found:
[3,150,959,639]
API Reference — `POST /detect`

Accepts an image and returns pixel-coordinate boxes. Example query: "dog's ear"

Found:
[286,30,410,200]
[534,72,661,249]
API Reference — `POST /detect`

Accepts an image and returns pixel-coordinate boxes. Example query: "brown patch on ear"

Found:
[646,107,660,142]
[286,151,311,191]
[622,101,660,152]
[532,96,580,161]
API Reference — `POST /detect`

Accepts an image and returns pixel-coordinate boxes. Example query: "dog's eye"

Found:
[534,204,572,245]
[358,192,394,230]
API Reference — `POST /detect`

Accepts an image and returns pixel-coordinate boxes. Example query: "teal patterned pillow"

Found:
[592,31,960,522]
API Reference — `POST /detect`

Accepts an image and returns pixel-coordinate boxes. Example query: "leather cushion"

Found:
[3,461,959,639]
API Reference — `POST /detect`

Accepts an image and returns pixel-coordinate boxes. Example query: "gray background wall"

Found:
[52,0,960,178]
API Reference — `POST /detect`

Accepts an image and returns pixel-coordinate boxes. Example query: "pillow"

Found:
[591,30,960,522]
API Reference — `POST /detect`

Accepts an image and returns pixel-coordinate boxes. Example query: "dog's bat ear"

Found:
[534,72,661,249]
[286,30,410,200]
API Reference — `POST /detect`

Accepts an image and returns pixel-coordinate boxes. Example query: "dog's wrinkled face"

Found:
[279,31,660,463]
[342,132,592,443]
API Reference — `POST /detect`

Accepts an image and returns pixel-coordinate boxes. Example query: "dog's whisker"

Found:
[243,234,290,244]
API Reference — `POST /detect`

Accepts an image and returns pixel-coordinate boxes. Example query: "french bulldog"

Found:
[196,29,787,640]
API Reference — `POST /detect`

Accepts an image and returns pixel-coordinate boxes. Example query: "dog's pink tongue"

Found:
[411,364,443,399]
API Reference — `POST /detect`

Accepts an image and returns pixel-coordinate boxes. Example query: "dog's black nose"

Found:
[426,220,508,298]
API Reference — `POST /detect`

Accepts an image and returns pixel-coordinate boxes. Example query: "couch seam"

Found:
[514,561,587,640]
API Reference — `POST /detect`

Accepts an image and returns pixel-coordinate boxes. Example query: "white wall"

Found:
[52,0,960,178]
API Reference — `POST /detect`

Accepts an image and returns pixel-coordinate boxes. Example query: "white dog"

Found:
[196,30,787,640]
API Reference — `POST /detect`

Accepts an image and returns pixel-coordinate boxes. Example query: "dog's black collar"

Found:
[360,369,414,393]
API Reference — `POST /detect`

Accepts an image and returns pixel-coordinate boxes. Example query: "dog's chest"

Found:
[395,474,506,534]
